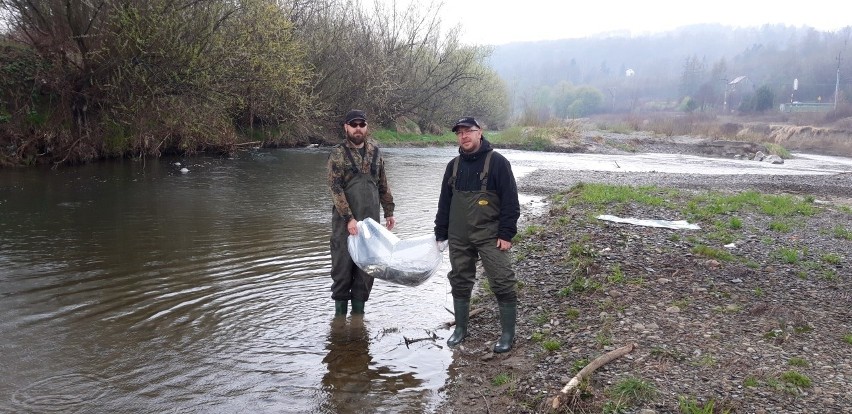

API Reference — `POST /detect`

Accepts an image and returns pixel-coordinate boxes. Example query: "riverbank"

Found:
[436,166,852,413]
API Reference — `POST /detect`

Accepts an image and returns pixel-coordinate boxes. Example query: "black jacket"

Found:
[434,138,520,242]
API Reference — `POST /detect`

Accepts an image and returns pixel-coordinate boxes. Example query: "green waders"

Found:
[445,152,517,351]
[330,146,381,316]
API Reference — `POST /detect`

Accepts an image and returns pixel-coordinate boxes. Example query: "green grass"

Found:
[691,244,734,261]
[780,371,812,388]
[685,191,817,221]
[743,377,759,387]
[371,128,456,145]
[606,376,658,405]
[776,247,801,264]
[788,357,809,367]
[821,253,841,265]
[607,264,625,283]
[768,220,792,232]
[766,143,792,158]
[566,308,580,319]
[727,216,743,229]
[678,396,730,414]
[542,339,561,351]
[492,372,511,386]
[833,225,852,240]
[843,333,852,345]
[530,332,544,343]
[570,183,666,207]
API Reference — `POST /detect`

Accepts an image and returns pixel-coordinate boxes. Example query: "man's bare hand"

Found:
[497,238,512,251]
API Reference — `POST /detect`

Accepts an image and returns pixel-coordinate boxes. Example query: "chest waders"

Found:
[330,146,381,315]
[445,151,517,352]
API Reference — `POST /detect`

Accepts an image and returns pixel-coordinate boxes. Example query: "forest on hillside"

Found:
[489,24,852,121]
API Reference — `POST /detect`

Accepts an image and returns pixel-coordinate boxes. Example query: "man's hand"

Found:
[436,240,448,252]
[385,216,396,231]
[496,238,512,251]
[347,218,358,236]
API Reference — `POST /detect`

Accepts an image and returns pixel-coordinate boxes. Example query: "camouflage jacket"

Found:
[327,138,395,220]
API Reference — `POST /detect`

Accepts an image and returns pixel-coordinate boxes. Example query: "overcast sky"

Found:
[387,0,850,45]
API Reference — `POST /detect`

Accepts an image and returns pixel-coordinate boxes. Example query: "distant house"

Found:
[725,76,749,112]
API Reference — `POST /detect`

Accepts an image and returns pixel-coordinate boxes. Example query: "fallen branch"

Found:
[477,388,491,413]
[551,342,637,409]
[403,330,438,348]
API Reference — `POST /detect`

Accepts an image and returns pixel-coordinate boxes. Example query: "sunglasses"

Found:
[347,121,367,128]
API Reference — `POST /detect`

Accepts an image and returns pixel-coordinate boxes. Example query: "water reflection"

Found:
[320,316,424,413]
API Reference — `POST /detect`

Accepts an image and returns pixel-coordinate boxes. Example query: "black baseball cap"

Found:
[344,109,367,124]
[451,116,480,132]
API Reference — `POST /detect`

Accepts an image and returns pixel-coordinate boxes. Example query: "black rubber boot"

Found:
[493,301,516,353]
[334,300,348,316]
[351,300,365,314]
[447,298,469,347]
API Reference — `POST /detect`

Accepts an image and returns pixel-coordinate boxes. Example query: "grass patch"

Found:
[530,332,544,343]
[779,371,812,388]
[843,333,852,345]
[743,377,759,387]
[821,253,841,265]
[691,244,735,261]
[775,247,801,264]
[727,216,743,229]
[788,357,809,367]
[607,264,625,284]
[606,376,658,405]
[492,372,512,386]
[565,182,667,207]
[541,339,561,351]
[371,128,456,145]
[768,220,792,232]
[685,191,817,221]
[566,308,580,319]
[833,225,852,240]
[678,396,731,414]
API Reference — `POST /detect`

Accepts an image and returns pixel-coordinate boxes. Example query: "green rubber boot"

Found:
[447,298,469,347]
[334,300,348,316]
[493,301,516,353]
[351,300,365,315]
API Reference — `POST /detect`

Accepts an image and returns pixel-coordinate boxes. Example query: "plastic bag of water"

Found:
[347,218,442,287]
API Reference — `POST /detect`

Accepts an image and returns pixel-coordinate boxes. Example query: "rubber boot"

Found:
[334,300,348,316]
[447,298,469,347]
[493,301,516,353]
[351,300,365,315]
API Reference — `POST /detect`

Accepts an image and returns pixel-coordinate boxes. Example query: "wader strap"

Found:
[449,151,493,190]
[342,146,359,174]
[479,151,493,191]
[343,145,380,177]
[370,147,379,177]
[449,156,460,188]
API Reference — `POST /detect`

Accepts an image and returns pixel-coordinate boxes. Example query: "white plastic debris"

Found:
[180,167,189,174]
[596,214,701,230]
[347,218,442,287]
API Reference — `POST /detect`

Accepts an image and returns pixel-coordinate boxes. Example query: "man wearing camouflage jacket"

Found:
[327,109,396,316]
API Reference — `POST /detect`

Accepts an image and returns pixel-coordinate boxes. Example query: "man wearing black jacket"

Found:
[434,116,521,353]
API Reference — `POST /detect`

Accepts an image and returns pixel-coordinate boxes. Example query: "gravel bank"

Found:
[437,162,852,413]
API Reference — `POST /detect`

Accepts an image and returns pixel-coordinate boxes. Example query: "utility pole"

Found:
[835,52,842,111]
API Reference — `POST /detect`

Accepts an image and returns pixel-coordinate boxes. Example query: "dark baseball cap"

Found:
[344,109,367,124]
[451,116,480,132]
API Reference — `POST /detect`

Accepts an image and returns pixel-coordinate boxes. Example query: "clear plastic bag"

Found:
[347,218,442,287]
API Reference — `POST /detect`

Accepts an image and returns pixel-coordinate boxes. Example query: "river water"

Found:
[1,146,850,413]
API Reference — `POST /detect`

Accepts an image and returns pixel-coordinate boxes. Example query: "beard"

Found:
[346,131,365,146]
